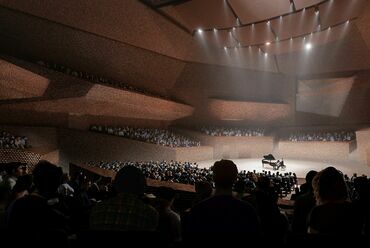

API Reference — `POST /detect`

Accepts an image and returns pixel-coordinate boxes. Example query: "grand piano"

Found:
[262,154,286,170]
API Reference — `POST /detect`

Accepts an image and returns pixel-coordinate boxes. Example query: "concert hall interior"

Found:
[1,0,370,246]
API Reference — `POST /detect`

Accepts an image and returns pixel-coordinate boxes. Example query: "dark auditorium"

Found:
[1,0,370,247]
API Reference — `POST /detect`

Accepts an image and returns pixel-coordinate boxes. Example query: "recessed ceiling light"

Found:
[305,43,312,50]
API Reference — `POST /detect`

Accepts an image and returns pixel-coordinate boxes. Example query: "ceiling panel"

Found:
[161,0,236,30]
[233,22,276,46]
[270,7,319,41]
[229,0,292,24]
[263,22,352,55]
[0,58,49,100]
[293,0,326,10]
[319,0,367,29]
[194,29,238,48]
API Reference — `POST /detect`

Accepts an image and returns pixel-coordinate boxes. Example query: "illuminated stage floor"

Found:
[197,158,370,178]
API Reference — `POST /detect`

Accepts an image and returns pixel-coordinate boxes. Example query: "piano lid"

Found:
[263,154,275,160]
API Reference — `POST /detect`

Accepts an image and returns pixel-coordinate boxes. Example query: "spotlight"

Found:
[305,43,312,50]
[233,27,236,31]
[197,29,203,34]
[267,21,270,25]
[265,42,271,46]
[346,20,350,24]
[213,28,217,32]
[224,46,227,50]
[264,53,268,57]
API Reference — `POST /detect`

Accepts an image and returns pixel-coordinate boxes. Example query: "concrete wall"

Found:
[356,128,370,164]
[277,141,351,161]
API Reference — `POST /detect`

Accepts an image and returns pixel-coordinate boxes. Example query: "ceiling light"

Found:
[346,20,350,24]
[264,53,268,57]
[267,21,270,25]
[265,42,271,46]
[305,43,312,50]
[213,28,217,32]
[233,27,236,31]
[224,46,227,50]
[197,29,203,34]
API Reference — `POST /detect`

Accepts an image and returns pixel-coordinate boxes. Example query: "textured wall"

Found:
[277,141,351,161]
[207,99,291,122]
[356,128,370,163]
[0,149,41,166]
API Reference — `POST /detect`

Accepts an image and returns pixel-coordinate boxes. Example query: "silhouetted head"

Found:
[32,160,63,198]
[212,159,238,189]
[195,181,213,198]
[305,170,318,185]
[156,186,176,202]
[312,166,348,204]
[114,166,146,195]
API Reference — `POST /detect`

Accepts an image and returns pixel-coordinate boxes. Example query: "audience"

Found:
[36,60,169,100]
[287,131,355,142]
[154,186,182,246]
[90,125,200,147]
[6,160,67,231]
[89,165,158,231]
[307,167,363,235]
[0,157,369,246]
[183,159,261,245]
[291,170,318,233]
[86,160,297,195]
[200,126,265,136]
[0,131,30,149]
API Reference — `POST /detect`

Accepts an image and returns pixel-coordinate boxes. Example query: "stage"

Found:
[197,158,370,178]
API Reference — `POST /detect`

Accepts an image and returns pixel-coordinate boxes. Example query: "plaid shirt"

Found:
[90,193,158,231]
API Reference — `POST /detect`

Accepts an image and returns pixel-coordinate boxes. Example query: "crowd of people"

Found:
[35,60,169,100]
[200,126,266,137]
[86,160,297,198]
[0,159,368,247]
[287,131,356,142]
[90,125,201,147]
[0,131,30,149]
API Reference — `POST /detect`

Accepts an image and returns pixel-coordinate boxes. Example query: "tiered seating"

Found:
[0,131,30,149]
[90,125,201,147]
[286,131,355,142]
[200,126,266,136]
[36,60,169,100]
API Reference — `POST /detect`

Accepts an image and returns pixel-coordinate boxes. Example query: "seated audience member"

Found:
[6,160,67,231]
[307,167,363,235]
[247,175,288,245]
[192,180,213,206]
[0,162,28,190]
[351,176,370,235]
[292,170,317,233]
[155,187,181,246]
[6,174,33,208]
[90,165,158,231]
[183,159,261,244]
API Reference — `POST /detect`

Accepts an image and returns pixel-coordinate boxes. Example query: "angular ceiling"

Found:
[1,0,370,127]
